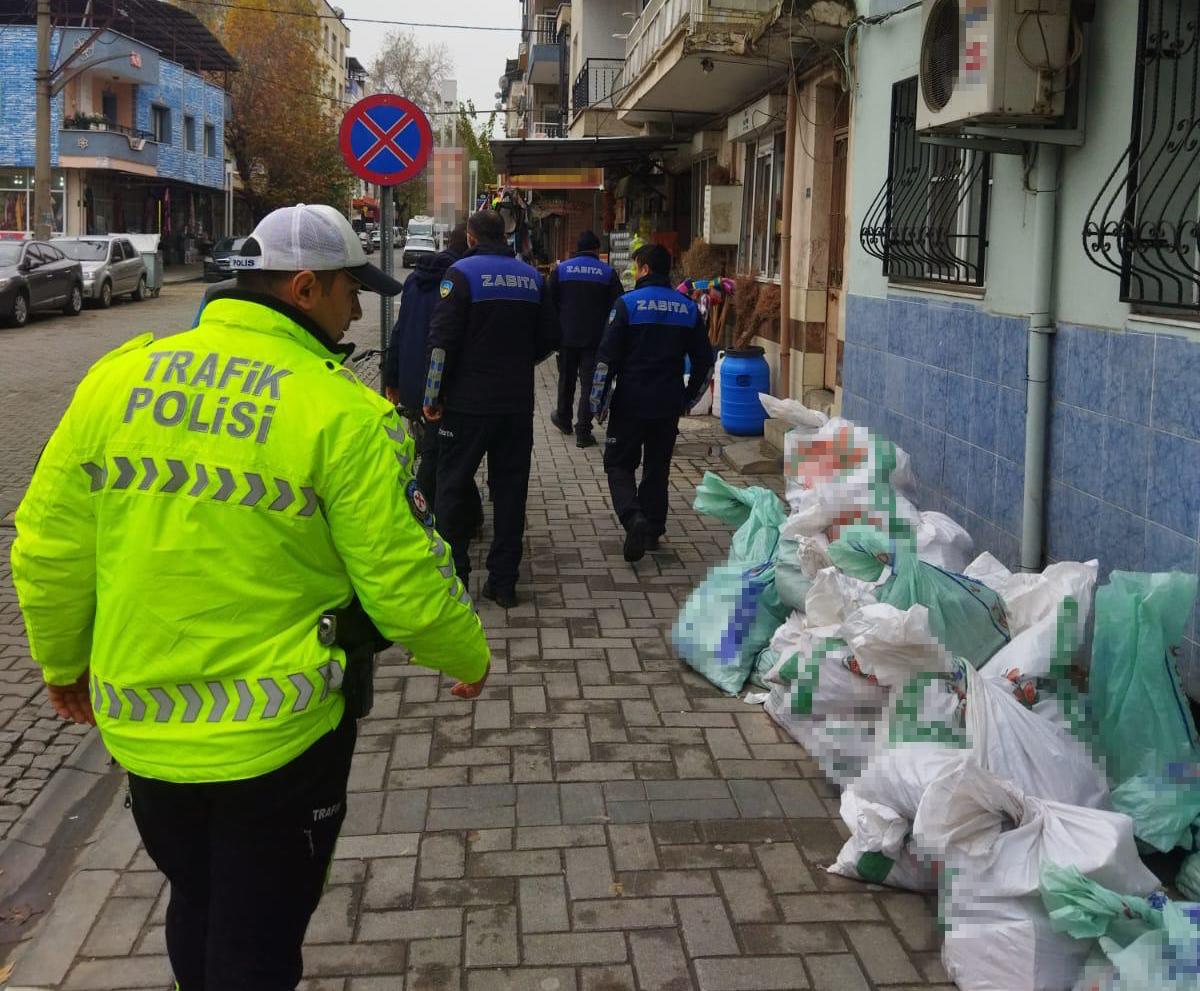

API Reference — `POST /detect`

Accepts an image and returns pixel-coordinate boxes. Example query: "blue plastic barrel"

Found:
[719,346,770,436]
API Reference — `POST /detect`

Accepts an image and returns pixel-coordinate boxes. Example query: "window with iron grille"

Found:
[859,77,992,287]
[1083,0,1200,314]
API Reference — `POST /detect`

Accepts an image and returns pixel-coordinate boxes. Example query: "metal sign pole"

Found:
[380,191,394,381]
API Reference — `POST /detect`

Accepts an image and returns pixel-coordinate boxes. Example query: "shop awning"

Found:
[503,169,604,191]
[353,196,379,209]
[490,136,685,175]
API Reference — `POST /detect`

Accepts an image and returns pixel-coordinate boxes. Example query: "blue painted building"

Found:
[0,2,234,256]
[841,0,1200,694]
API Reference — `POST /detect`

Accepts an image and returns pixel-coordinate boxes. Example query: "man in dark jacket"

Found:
[546,230,623,448]
[592,243,714,562]
[424,210,559,608]
[383,224,472,512]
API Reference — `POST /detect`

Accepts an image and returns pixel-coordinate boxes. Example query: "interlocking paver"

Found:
[1,303,948,985]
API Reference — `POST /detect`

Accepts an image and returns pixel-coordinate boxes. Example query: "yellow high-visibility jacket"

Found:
[11,293,489,783]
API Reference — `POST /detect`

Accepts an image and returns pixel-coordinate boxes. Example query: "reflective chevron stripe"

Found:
[80,458,319,518]
[95,665,341,724]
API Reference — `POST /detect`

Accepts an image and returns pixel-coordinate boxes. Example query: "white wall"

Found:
[847,5,1141,331]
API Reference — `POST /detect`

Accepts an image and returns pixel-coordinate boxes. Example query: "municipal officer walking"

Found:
[546,230,622,448]
[424,209,558,608]
[592,243,714,562]
[11,204,491,991]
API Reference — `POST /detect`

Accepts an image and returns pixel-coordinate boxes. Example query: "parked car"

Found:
[370,229,382,249]
[203,237,248,282]
[402,235,437,269]
[0,240,83,327]
[53,236,148,307]
[357,230,374,255]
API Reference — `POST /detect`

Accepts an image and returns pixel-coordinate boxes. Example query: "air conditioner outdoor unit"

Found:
[916,0,1076,132]
[703,185,742,246]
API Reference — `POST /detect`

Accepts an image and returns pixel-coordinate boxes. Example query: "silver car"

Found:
[52,236,148,308]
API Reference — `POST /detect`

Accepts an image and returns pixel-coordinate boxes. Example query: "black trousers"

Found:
[416,422,483,528]
[436,410,533,589]
[556,347,597,436]
[127,715,357,991]
[603,410,679,538]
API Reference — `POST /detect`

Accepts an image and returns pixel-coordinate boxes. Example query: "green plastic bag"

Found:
[693,472,788,567]
[673,474,790,694]
[1090,571,1200,852]
[773,536,813,612]
[673,562,788,695]
[828,525,1010,666]
[1039,863,1200,990]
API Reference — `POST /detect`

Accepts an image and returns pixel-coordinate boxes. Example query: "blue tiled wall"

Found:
[137,61,226,191]
[0,27,224,191]
[841,293,1029,569]
[842,292,1200,692]
[0,29,63,166]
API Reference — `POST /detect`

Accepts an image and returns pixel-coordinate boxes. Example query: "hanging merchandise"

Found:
[912,760,1160,991]
[1090,570,1200,853]
[829,525,1011,667]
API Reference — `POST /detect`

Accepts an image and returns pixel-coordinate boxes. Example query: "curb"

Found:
[0,732,118,906]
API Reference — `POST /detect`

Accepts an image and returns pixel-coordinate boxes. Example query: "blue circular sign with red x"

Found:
[339,94,433,187]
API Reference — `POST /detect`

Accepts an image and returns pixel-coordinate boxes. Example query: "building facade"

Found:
[840,0,1200,692]
[315,1,351,103]
[0,8,234,260]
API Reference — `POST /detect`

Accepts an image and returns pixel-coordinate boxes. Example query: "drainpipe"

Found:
[779,76,797,398]
[1020,142,1061,572]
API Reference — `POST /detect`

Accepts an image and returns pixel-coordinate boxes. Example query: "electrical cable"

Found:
[146,0,523,32]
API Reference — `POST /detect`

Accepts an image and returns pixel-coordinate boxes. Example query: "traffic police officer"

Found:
[11,204,491,991]
[592,243,714,562]
[546,230,622,448]
[424,209,558,609]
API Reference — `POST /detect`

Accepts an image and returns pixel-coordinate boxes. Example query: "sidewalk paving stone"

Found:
[2,321,948,987]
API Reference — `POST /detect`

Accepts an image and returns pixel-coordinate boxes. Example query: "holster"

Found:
[317,599,393,719]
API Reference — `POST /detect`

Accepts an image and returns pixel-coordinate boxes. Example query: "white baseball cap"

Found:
[234,203,405,296]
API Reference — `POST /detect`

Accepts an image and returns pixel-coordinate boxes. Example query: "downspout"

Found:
[1020,143,1062,572]
[779,76,798,397]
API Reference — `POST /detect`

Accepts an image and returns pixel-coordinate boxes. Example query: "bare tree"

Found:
[370,30,454,112]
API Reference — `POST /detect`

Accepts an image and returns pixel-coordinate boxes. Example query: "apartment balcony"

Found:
[572,57,623,115]
[616,0,782,125]
[59,27,161,86]
[59,125,159,176]
[528,13,563,85]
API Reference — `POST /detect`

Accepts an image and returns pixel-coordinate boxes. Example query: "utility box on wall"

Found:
[703,184,742,245]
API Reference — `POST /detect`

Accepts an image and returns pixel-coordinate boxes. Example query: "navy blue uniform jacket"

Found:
[427,243,560,415]
[546,252,623,350]
[595,273,715,420]
[383,249,458,410]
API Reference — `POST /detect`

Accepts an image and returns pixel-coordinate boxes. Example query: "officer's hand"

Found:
[385,387,400,405]
[46,673,96,726]
[423,404,443,423]
[450,670,488,700]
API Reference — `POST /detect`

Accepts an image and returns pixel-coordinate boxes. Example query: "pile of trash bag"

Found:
[667,400,1200,990]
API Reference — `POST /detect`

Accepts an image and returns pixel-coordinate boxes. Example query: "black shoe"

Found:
[646,534,661,551]
[576,431,597,449]
[482,581,518,609]
[623,515,650,563]
[550,412,573,435]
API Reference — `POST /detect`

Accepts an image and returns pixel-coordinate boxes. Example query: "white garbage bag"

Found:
[804,567,879,627]
[966,555,1100,638]
[830,743,969,890]
[962,660,1110,810]
[841,602,952,687]
[757,394,829,431]
[912,760,1160,991]
[915,511,975,572]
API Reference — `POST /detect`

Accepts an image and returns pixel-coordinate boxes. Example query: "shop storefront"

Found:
[0,170,66,238]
